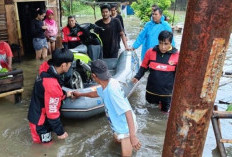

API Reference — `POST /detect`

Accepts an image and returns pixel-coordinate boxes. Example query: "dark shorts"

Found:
[29,122,52,143]
[33,38,48,51]
[146,91,172,112]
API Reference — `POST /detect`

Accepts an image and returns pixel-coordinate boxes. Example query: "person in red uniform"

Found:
[62,16,84,49]
[0,41,13,71]
[28,48,73,143]
[132,31,179,113]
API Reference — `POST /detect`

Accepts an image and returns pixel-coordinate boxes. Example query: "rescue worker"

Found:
[28,48,73,143]
[132,31,179,113]
[131,7,175,61]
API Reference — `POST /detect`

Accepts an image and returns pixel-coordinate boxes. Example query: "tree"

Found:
[131,0,174,24]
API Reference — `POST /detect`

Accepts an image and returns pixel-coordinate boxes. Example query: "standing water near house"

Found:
[0,15,231,157]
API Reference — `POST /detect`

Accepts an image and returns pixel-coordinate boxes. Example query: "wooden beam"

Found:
[220,139,232,144]
[0,88,23,98]
[13,0,47,2]
[5,4,18,45]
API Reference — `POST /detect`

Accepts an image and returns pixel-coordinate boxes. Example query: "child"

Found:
[44,9,58,55]
[132,31,179,113]
[28,48,73,143]
[73,59,141,156]
[31,8,48,60]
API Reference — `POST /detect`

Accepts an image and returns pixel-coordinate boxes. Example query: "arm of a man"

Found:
[125,111,141,150]
[132,22,149,50]
[114,18,129,50]
[73,90,98,98]
[120,31,129,50]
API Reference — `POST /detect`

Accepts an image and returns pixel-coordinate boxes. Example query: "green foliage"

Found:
[0,68,8,79]
[226,104,232,111]
[0,68,8,73]
[131,0,174,24]
[61,0,101,17]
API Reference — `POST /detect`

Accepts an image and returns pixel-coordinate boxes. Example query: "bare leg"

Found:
[35,49,42,60]
[47,42,51,55]
[41,47,48,60]
[121,137,133,157]
[51,41,56,53]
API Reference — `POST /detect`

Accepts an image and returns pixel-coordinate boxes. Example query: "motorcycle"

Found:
[63,23,104,89]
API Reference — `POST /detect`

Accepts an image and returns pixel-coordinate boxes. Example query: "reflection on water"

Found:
[0,15,231,157]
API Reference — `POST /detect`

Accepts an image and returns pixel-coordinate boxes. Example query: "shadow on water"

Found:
[0,15,231,156]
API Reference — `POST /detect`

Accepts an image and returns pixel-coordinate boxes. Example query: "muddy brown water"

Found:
[0,15,231,157]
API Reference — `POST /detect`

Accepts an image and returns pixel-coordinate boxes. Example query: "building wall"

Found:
[0,0,9,42]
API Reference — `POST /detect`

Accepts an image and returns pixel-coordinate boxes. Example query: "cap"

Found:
[90,59,111,80]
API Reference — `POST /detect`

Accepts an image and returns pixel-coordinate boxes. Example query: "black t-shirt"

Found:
[113,14,125,49]
[95,18,123,58]
[31,19,45,39]
[115,14,124,29]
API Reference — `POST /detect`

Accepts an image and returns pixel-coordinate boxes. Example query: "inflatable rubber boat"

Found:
[61,51,140,119]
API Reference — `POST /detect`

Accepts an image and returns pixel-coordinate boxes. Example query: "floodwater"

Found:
[0,15,232,157]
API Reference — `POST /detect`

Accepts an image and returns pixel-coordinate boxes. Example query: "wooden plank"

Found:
[14,0,47,2]
[220,139,232,144]
[5,4,18,44]
[0,69,23,77]
[0,74,23,84]
[0,74,23,93]
[0,88,23,98]
[0,4,7,41]
[48,0,56,5]
[0,0,5,5]
[0,4,5,14]
[0,25,7,30]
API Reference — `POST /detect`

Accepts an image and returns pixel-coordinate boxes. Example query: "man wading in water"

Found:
[73,59,141,156]
[95,4,129,58]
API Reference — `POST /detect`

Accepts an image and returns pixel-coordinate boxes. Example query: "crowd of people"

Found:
[0,3,180,156]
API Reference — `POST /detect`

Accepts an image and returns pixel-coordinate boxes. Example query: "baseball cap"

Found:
[90,59,111,80]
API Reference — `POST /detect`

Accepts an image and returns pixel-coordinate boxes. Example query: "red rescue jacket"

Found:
[62,25,83,49]
[135,46,179,96]
[28,62,66,136]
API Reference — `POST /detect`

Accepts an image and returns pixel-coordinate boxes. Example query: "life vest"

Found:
[62,26,83,43]
[141,48,179,72]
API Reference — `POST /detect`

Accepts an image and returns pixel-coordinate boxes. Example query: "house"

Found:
[0,0,61,58]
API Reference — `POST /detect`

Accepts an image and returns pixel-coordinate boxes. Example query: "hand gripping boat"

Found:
[61,51,140,119]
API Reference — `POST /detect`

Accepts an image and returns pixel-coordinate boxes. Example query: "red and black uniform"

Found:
[28,61,66,143]
[134,46,179,112]
[62,24,83,49]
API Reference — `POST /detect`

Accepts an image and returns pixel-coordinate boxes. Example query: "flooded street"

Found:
[0,15,232,157]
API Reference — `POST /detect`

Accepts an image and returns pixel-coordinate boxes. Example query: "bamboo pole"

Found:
[220,139,232,143]
[211,117,227,157]
[0,88,23,98]
[213,111,232,118]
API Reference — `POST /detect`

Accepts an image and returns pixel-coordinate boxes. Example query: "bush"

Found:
[131,0,174,24]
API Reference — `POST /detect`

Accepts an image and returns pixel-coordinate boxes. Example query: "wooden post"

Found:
[162,0,232,156]
[211,117,227,157]
[214,105,222,138]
